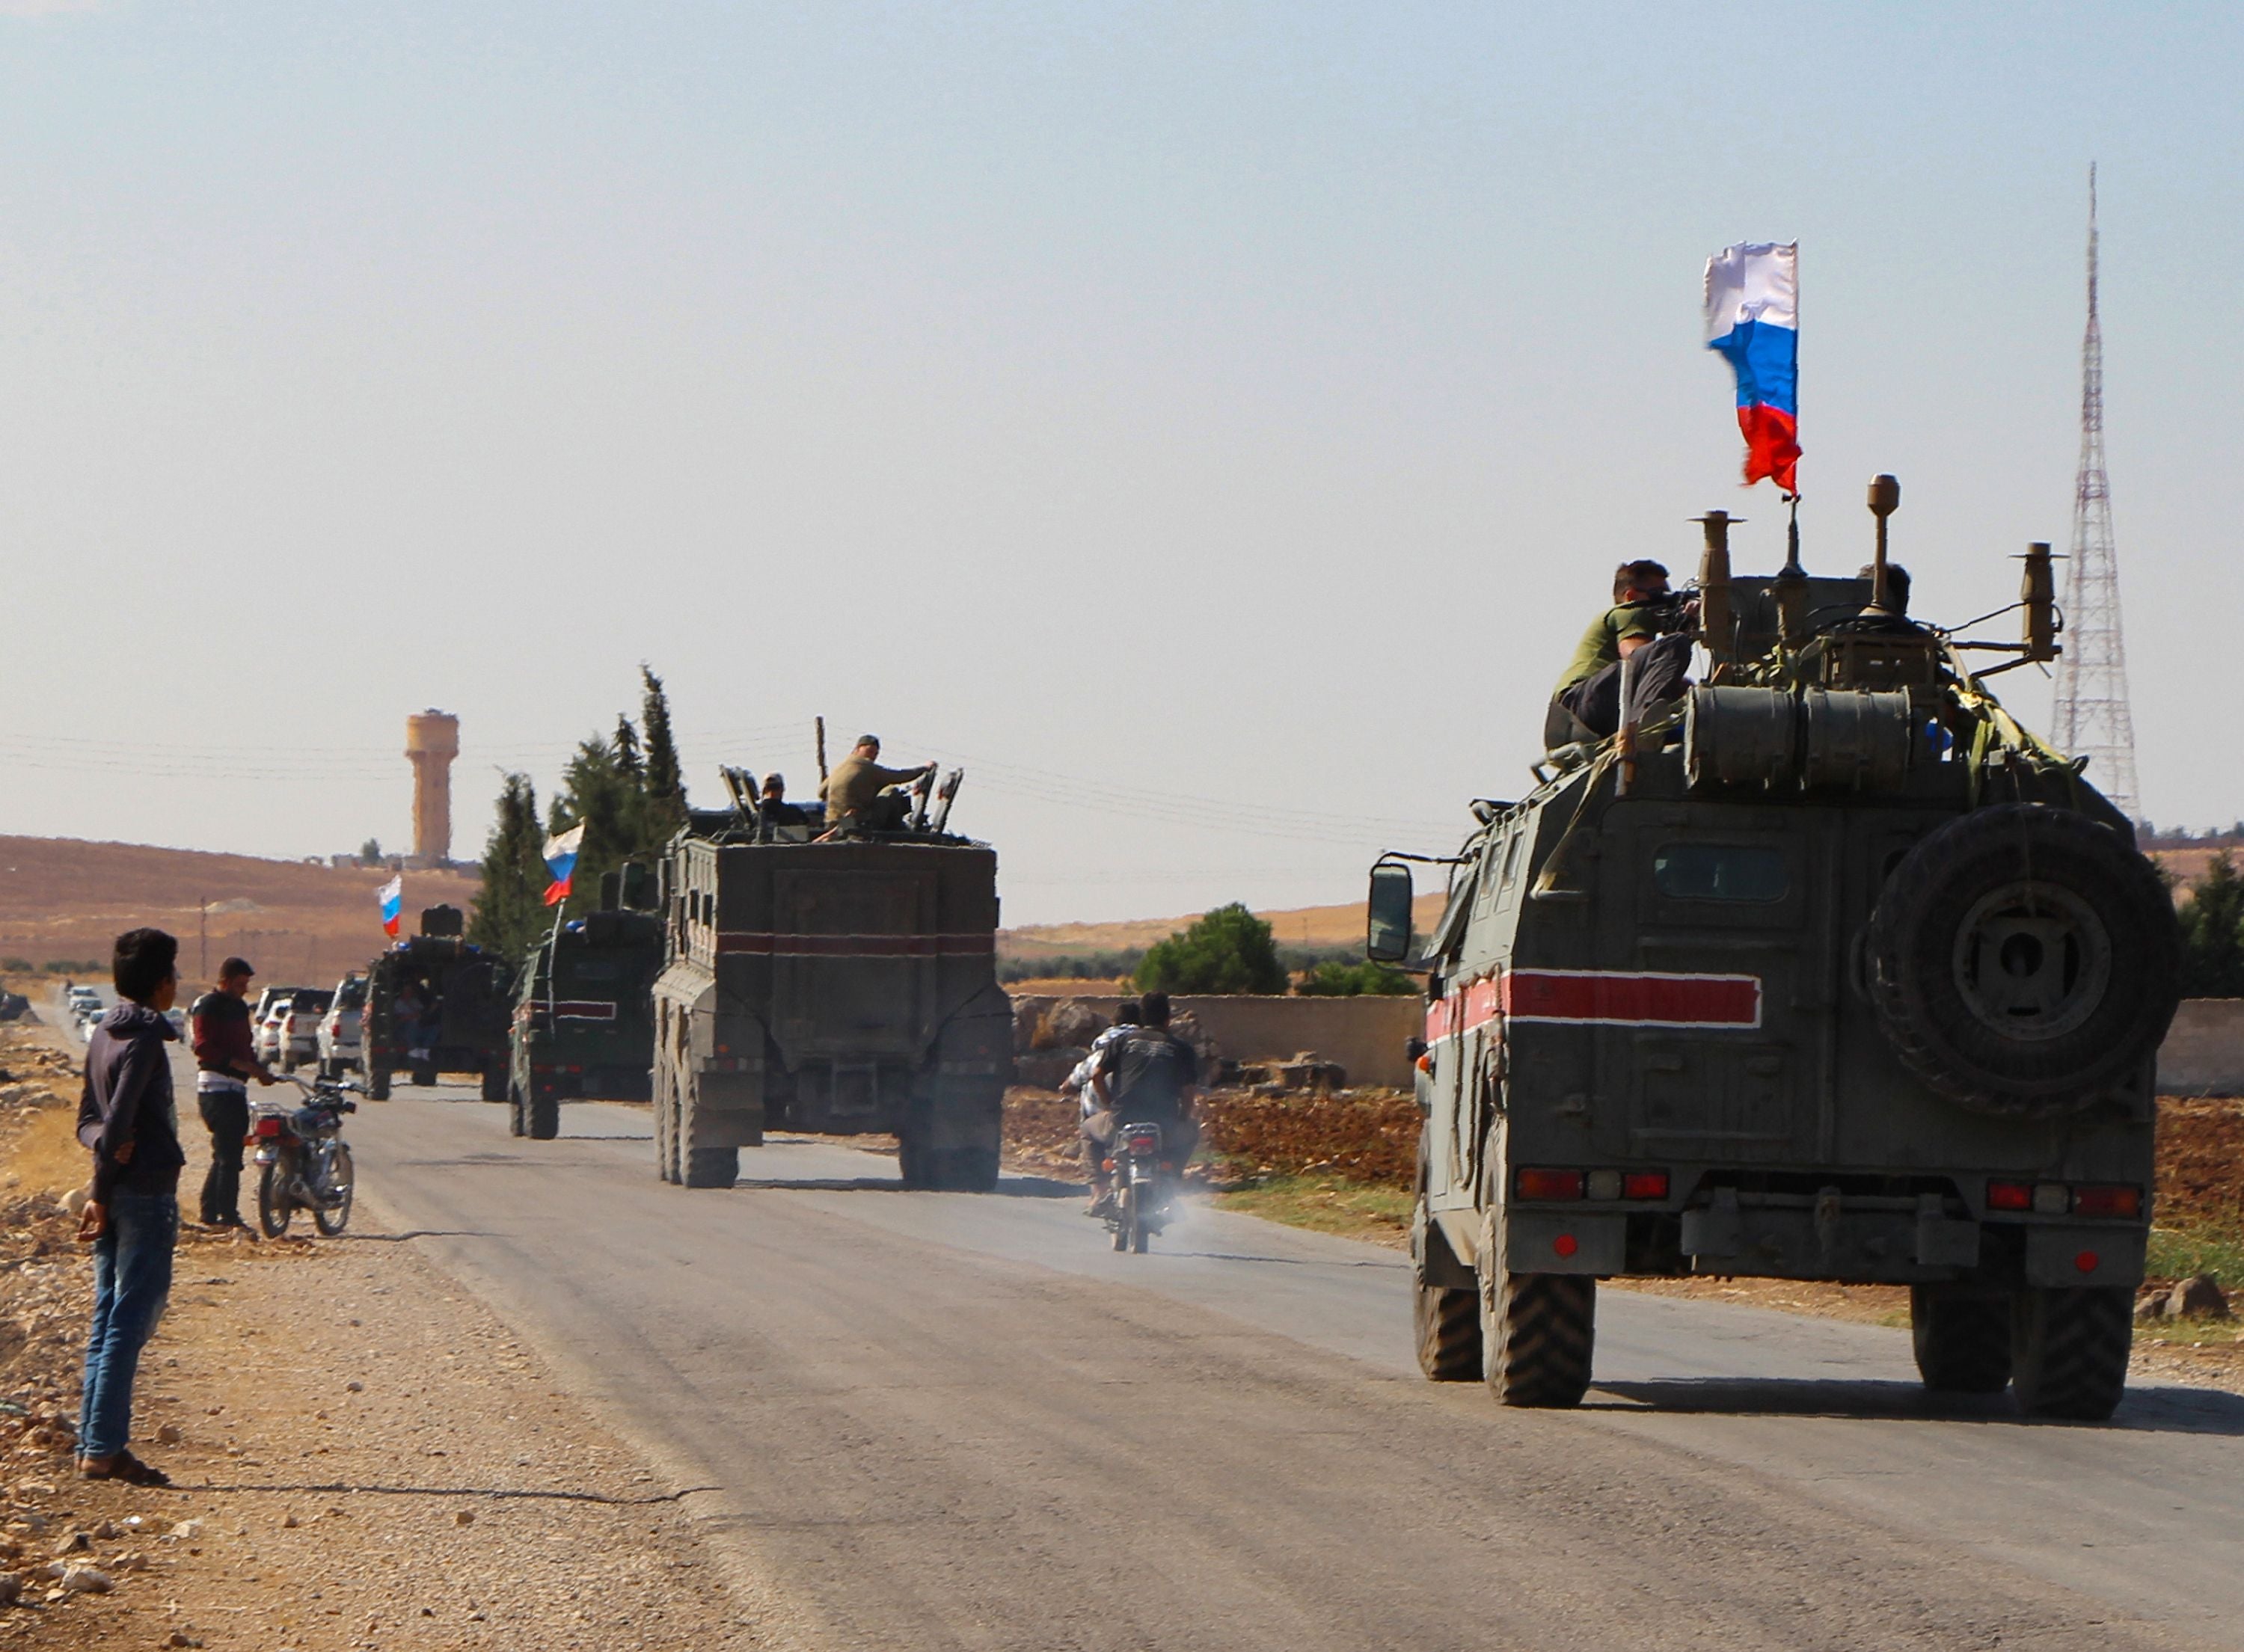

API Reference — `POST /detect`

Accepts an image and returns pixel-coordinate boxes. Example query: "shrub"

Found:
[2180,853,2244,998]
[1135,903,1287,995]
[1296,958,1417,997]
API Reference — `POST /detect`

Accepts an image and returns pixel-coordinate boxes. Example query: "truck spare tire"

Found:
[1866,803,2180,1119]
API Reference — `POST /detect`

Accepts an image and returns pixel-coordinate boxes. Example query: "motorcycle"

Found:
[252,1075,360,1238]
[1104,1119,1180,1254]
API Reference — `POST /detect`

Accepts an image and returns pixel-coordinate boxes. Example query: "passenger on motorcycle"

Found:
[1084,992,1201,1215]
[1068,999,1141,1212]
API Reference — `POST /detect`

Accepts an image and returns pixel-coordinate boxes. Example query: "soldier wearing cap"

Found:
[817,735,935,835]
[758,773,809,830]
[188,956,274,1230]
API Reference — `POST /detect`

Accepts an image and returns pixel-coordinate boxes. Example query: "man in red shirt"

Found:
[188,957,272,1229]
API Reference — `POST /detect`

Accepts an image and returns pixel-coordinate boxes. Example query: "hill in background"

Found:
[0,836,479,992]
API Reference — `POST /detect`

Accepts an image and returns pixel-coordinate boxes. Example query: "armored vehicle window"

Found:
[1652,843,1788,903]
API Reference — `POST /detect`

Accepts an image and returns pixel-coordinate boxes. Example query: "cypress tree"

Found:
[468,773,548,963]
[2180,853,2244,998]
[640,665,688,843]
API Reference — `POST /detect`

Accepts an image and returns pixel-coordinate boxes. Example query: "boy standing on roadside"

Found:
[189,955,272,1229]
[74,927,185,1487]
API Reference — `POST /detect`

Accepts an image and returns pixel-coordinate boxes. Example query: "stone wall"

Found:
[2158,999,2244,1096]
[1011,993,1423,1090]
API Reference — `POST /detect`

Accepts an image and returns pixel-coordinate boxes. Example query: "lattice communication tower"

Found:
[2050,163,2142,822]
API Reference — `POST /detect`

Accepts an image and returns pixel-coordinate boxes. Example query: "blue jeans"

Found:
[79,1191,177,1460]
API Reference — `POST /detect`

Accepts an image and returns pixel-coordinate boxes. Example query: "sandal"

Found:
[81,1449,171,1487]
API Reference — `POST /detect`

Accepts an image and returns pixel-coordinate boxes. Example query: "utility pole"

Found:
[2050,163,2143,822]
[198,900,208,981]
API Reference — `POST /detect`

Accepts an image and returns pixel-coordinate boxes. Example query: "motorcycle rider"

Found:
[189,956,275,1230]
[1069,999,1141,1215]
[1087,991,1202,1191]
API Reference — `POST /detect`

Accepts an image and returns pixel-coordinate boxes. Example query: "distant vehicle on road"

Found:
[318,975,366,1079]
[1378,488,2177,1422]
[358,905,512,1102]
[276,987,334,1072]
[652,761,1011,1190]
[253,997,295,1066]
[509,877,663,1141]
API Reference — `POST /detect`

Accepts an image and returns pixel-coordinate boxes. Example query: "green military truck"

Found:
[652,766,1014,1190]
[508,883,666,1141]
[1373,479,2179,1421]
[360,905,515,1102]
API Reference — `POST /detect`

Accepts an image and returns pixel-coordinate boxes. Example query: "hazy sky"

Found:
[2,2,2237,925]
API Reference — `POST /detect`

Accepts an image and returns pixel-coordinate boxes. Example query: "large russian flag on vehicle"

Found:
[1704,242,1800,493]
[542,824,584,908]
[377,875,403,938]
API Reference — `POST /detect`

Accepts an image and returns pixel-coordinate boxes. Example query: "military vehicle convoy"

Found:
[1371,478,2180,1421]
[508,870,666,1140]
[359,906,515,1102]
[652,765,1014,1190]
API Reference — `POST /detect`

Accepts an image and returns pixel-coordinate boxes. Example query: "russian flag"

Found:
[1704,242,1800,494]
[542,824,584,908]
[378,875,403,938]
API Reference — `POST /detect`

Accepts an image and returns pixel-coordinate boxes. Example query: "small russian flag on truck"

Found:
[542,824,585,908]
[1704,241,1800,494]
[378,875,403,938]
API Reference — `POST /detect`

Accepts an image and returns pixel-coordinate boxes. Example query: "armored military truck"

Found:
[508,870,666,1140]
[1371,479,2179,1421]
[652,765,1013,1190]
[360,905,515,1102]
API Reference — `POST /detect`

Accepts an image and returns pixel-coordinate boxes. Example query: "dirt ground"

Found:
[0,1016,749,1651]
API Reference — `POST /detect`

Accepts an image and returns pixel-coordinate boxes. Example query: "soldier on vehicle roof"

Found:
[817,734,935,836]
[1545,559,1695,748]
[758,773,809,829]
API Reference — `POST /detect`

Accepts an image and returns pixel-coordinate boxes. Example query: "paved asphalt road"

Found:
[331,1087,2244,1651]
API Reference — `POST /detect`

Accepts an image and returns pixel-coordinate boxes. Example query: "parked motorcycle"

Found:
[253,1075,359,1238]
[1104,1119,1180,1254]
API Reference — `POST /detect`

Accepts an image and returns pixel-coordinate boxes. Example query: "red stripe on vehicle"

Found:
[712,931,995,958]
[1424,977,1502,1044]
[1503,970,1761,1028]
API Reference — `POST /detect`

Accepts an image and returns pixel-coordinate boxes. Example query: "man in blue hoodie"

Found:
[74,927,185,1487]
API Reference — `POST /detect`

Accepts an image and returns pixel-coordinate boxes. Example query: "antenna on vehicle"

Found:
[815,717,829,786]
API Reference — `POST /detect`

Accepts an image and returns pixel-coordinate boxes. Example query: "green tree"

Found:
[358,837,382,865]
[2180,853,2244,998]
[1135,903,1288,995]
[639,666,688,844]
[549,731,645,914]
[468,773,548,963]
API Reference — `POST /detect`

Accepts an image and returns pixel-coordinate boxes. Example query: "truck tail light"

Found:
[1987,1179,2032,1212]
[1514,1168,1585,1201]
[1622,1171,1670,1200]
[2071,1185,2141,1218]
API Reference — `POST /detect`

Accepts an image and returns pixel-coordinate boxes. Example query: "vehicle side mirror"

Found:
[1366,863,1414,964]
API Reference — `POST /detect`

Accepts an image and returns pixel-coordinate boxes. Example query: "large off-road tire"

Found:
[528,1093,560,1141]
[938,1146,999,1193]
[411,1063,437,1089]
[479,1063,508,1102]
[2011,1286,2133,1421]
[313,1144,354,1237]
[1415,1279,1483,1382]
[684,1146,738,1189]
[506,1081,527,1137]
[1480,1212,1594,1407]
[256,1162,292,1238]
[1866,804,2180,1119]
[366,1067,391,1102]
[1910,1286,2013,1393]
[1411,1195,1482,1382]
